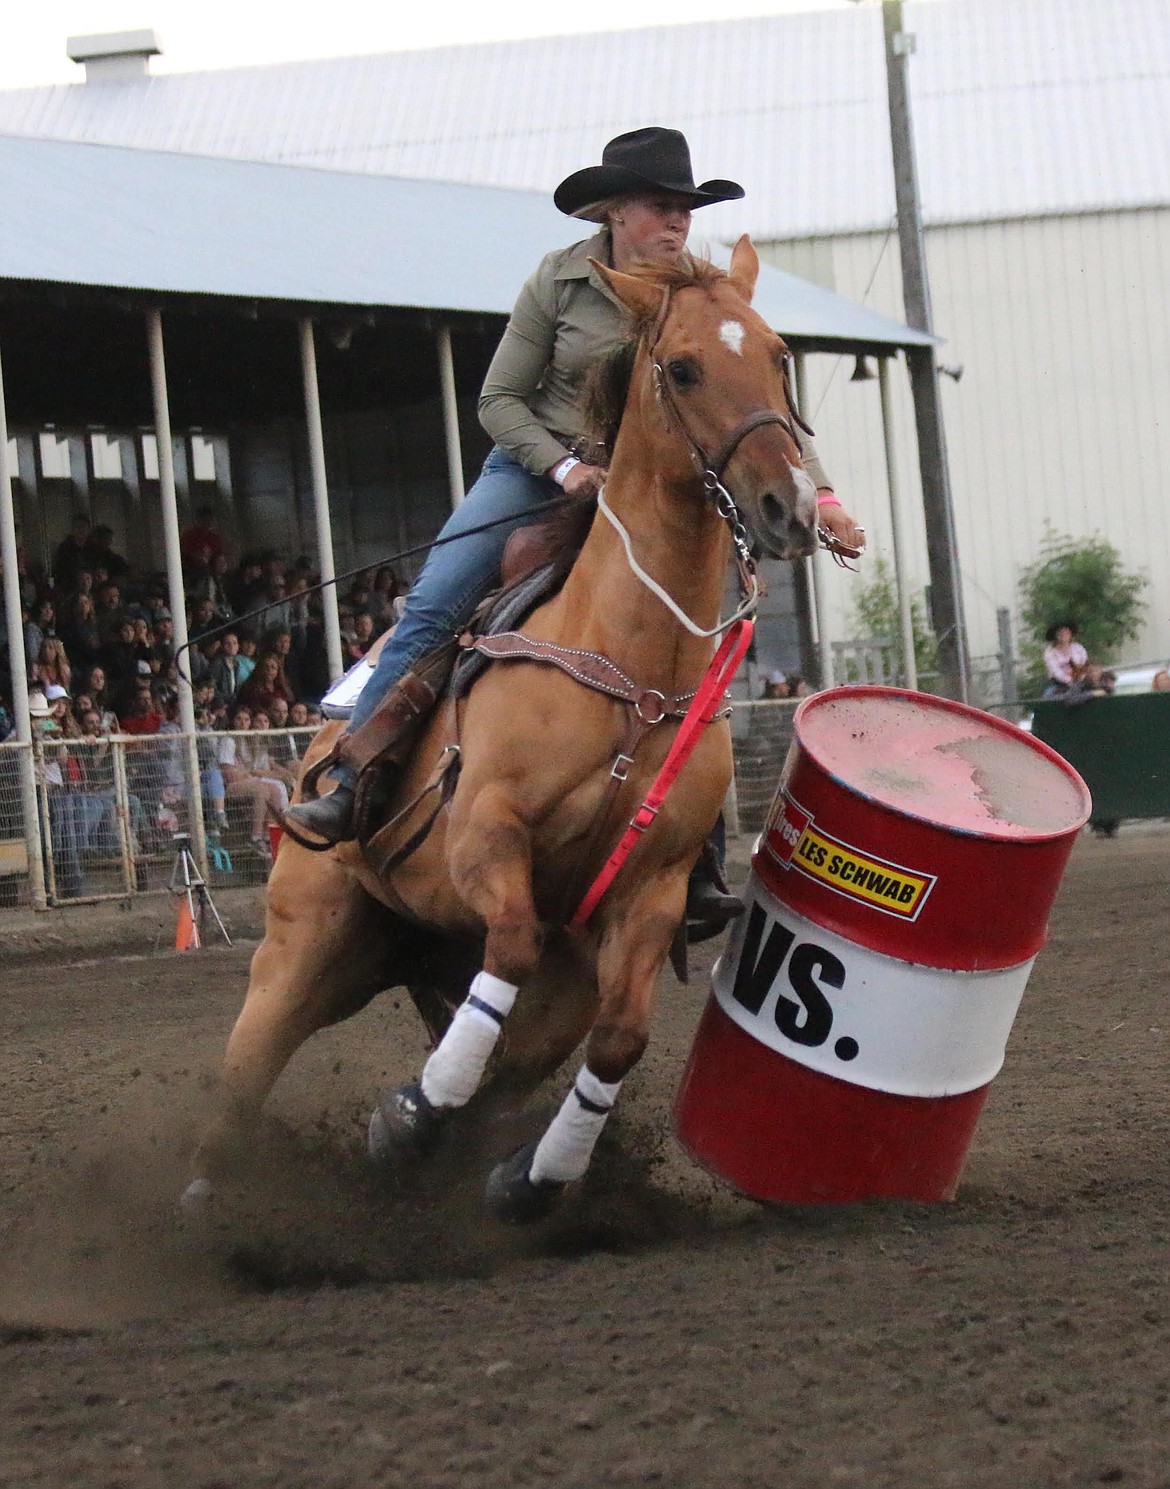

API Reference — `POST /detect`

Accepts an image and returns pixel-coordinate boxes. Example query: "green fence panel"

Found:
[1031,695,1170,820]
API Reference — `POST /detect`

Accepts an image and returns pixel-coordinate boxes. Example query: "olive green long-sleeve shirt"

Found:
[477,229,832,489]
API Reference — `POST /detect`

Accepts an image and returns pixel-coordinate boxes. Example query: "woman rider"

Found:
[285,128,865,919]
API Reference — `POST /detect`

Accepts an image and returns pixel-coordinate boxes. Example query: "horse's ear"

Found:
[589,259,668,321]
[728,235,760,303]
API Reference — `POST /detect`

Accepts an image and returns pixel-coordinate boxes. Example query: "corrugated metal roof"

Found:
[0,0,1165,239]
[0,133,931,349]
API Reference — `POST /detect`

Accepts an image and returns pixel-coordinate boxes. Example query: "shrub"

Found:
[1018,530,1146,691]
[847,555,938,685]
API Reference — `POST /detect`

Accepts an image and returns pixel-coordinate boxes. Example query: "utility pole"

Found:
[882,0,970,701]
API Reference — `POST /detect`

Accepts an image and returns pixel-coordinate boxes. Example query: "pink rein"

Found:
[569,618,755,929]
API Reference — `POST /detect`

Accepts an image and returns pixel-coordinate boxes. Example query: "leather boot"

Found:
[284,662,447,849]
[283,782,357,845]
[686,826,745,941]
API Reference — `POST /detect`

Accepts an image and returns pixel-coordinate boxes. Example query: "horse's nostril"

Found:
[761,492,789,528]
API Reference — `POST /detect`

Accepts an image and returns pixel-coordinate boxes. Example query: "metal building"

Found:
[0,128,929,697]
[4,0,1164,669]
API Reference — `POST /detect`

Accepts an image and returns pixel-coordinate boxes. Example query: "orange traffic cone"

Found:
[175,897,201,951]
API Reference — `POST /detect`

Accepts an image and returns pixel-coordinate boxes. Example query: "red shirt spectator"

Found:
[118,688,164,735]
[181,505,228,569]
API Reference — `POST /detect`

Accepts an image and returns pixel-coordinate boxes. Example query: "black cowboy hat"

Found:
[554,127,744,219]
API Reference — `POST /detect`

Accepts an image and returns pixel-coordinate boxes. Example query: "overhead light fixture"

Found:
[850,356,875,383]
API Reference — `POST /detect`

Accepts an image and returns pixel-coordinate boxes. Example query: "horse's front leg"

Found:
[184,841,391,1210]
[370,783,544,1158]
[486,871,687,1222]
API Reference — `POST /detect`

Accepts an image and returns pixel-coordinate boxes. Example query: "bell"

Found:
[850,356,875,383]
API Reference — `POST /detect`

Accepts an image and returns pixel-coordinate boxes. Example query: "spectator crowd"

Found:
[0,508,405,880]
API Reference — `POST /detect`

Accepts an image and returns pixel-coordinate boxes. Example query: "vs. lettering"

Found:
[730,903,844,1048]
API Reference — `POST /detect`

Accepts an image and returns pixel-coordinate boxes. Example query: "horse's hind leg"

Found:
[486,877,686,1222]
[184,842,393,1207]
[372,786,545,1155]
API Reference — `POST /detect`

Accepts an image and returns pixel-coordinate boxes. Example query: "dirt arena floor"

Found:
[2,828,1170,1488]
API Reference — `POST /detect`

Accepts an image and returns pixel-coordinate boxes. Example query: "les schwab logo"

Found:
[764,791,936,921]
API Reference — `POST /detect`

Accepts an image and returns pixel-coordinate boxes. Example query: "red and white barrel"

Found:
[675,687,1091,1203]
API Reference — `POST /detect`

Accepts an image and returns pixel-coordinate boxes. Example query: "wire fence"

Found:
[0,672,1021,912]
[728,699,799,836]
[0,727,319,909]
[0,740,33,909]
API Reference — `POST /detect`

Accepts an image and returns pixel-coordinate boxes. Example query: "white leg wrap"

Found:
[420,971,517,1110]
[528,1065,623,1186]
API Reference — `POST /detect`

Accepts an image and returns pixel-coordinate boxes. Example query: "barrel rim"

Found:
[792,686,1093,843]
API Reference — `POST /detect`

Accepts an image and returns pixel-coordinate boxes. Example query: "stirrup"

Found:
[279,785,356,852]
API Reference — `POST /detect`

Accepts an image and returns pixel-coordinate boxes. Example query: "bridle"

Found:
[595,281,830,641]
[646,282,815,494]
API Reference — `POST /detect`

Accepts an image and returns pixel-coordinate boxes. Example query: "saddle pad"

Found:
[321,651,379,719]
[450,562,563,699]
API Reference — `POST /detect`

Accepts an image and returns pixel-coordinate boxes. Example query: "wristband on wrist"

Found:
[816,491,842,509]
[552,456,581,488]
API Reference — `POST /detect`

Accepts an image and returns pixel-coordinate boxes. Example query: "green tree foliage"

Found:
[1018,530,1147,686]
[848,556,938,685]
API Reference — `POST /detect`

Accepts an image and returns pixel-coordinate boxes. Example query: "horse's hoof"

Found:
[178,1177,214,1216]
[485,1141,564,1224]
[368,1079,446,1164]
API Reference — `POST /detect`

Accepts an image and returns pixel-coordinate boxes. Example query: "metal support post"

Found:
[883,0,970,701]
[110,736,138,895]
[997,606,1019,711]
[299,318,345,684]
[878,356,918,691]
[436,324,466,510]
[146,308,208,874]
[794,352,833,689]
[0,333,47,908]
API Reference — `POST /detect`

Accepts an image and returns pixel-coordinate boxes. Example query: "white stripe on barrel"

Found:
[714,882,1034,1099]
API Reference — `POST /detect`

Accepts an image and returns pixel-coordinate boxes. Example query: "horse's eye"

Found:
[666,358,700,389]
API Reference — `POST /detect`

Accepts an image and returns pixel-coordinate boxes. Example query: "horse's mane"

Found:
[582,256,728,455]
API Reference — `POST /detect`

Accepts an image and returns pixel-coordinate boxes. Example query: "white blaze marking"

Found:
[719,319,746,356]
[790,463,818,527]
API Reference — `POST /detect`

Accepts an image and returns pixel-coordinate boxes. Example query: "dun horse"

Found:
[185,238,819,1220]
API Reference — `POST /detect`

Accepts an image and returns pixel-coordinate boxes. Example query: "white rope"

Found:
[596,486,759,639]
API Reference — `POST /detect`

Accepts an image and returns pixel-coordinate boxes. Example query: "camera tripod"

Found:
[169,832,232,949]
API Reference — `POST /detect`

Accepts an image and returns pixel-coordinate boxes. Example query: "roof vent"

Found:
[67,29,162,83]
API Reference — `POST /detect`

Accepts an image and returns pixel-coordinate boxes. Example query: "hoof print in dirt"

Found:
[367,1079,447,1164]
[485,1141,564,1224]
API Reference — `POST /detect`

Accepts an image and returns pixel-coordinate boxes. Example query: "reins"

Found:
[595,485,758,639]
[592,281,792,640]
[173,494,582,683]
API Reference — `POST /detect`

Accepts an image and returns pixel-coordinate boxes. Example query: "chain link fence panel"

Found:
[729,699,798,837]
[0,740,35,909]
[0,726,322,909]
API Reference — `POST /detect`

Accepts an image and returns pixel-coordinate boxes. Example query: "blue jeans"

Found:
[344,447,558,756]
